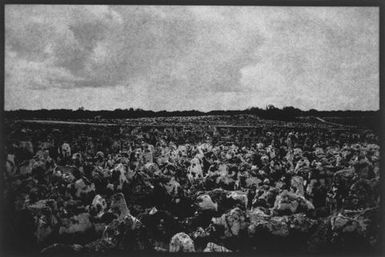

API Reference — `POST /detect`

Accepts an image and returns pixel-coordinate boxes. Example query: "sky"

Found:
[5,5,379,111]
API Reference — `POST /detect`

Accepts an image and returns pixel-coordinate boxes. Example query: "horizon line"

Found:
[4,107,380,113]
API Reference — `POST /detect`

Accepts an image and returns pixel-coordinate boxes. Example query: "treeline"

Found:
[4,105,379,122]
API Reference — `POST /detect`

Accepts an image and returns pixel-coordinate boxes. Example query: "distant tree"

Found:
[283,106,301,114]
[266,104,277,110]
[283,106,295,111]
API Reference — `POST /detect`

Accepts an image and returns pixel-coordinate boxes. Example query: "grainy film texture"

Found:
[4,5,381,255]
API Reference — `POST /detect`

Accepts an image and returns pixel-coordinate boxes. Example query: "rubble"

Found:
[169,232,195,252]
[3,118,381,254]
[58,213,93,235]
[273,190,314,215]
[211,207,248,238]
[203,242,232,252]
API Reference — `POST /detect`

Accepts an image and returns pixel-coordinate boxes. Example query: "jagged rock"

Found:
[248,210,317,240]
[288,213,318,234]
[203,242,232,252]
[90,194,107,218]
[328,212,372,252]
[142,162,158,174]
[98,208,148,251]
[344,208,380,248]
[245,176,261,188]
[248,214,290,237]
[164,176,181,197]
[3,120,380,254]
[226,191,248,210]
[197,188,249,215]
[109,193,130,218]
[330,213,361,234]
[196,194,218,212]
[102,212,141,237]
[273,190,314,215]
[73,178,95,198]
[5,154,16,176]
[59,143,72,159]
[72,152,84,166]
[307,208,380,253]
[142,145,155,164]
[191,226,211,240]
[211,207,248,238]
[154,246,168,252]
[291,175,304,196]
[190,225,219,251]
[111,163,128,190]
[332,168,356,191]
[52,166,77,184]
[344,179,378,210]
[19,159,34,175]
[267,216,290,237]
[253,186,280,208]
[187,157,204,182]
[27,199,58,213]
[216,175,236,189]
[169,232,195,252]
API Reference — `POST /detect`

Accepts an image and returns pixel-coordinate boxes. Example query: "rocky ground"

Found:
[2,116,381,255]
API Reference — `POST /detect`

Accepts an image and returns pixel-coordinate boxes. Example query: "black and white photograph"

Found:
[3,4,382,255]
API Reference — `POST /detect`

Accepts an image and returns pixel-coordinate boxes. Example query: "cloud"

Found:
[236,7,379,110]
[5,6,379,111]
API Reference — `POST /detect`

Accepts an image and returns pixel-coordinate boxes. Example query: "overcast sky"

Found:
[5,5,379,111]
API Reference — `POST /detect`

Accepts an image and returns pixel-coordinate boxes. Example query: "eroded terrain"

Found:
[3,115,381,254]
